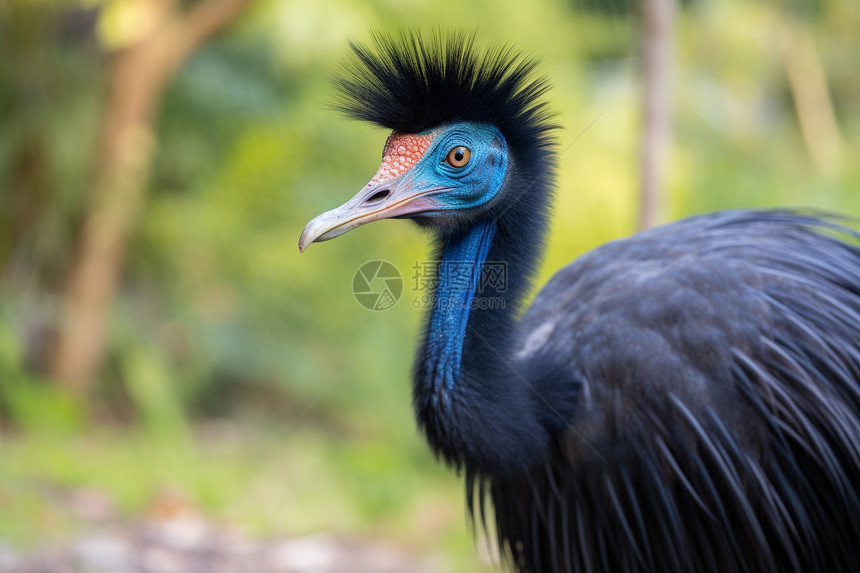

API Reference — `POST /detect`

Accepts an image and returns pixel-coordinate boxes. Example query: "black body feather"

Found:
[489,211,860,572]
[332,33,860,572]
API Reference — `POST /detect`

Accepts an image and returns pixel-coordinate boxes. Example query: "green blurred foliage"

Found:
[0,0,859,565]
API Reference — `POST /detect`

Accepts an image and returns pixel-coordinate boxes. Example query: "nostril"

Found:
[364,189,391,205]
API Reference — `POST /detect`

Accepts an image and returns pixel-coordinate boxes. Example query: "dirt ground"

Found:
[0,489,442,573]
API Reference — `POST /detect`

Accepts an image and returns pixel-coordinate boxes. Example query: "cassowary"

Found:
[299,32,860,573]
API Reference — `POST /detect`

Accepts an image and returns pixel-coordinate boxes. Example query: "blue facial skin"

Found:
[415,122,509,400]
[405,122,509,214]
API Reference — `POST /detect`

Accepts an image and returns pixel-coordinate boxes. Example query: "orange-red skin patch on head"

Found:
[369,132,434,185]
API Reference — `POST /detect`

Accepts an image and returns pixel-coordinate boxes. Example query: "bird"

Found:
[299,32,860,573]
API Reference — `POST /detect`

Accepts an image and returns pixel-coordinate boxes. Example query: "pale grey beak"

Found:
[298,174,446,252]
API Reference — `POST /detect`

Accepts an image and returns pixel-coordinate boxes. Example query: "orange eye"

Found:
[445,146,471,168]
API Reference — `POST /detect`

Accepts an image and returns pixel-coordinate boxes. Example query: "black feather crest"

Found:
[333,31,557,149]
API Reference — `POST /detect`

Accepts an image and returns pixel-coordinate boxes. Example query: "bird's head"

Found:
[299,31,556,252]
[300,121,509,250]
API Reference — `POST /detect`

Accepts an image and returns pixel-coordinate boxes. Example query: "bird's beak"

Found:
[299,173,445,252]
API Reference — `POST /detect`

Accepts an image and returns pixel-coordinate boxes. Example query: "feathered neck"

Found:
[412,150,560,474]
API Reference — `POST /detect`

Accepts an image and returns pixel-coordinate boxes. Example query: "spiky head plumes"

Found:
[329,31,559,238]
[333,31,556,150]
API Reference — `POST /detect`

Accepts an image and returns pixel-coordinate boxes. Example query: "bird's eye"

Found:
[445,146,471,168]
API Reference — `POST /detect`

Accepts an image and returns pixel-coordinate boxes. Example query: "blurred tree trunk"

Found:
[50,0,254,393]
[780,19,844,177]
[637,0,676,231]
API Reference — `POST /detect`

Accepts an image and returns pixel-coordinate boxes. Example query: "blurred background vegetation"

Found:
[1,0,858,570]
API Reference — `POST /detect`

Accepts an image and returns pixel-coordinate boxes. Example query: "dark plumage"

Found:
[334,31,553,147]
[488,210,860,573]
[301,32,860,573]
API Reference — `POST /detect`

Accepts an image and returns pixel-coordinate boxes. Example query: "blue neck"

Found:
[415,214,557,473]
[425,220,496,403]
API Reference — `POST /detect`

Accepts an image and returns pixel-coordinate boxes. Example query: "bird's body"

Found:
[487,210,860,572]
[300,33,860,572]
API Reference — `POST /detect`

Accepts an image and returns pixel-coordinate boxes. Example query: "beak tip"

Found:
[298,232,313,253]
[299,209,347,253]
